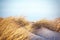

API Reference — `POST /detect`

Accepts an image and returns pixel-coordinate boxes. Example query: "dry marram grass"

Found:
[0,17,60,40]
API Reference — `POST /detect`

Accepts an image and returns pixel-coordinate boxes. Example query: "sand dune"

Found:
[0,17,60,40]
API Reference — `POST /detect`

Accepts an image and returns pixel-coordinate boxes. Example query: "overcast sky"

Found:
[0,0,60,21]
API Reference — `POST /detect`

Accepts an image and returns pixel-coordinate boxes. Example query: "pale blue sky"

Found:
[0,0,60,21]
